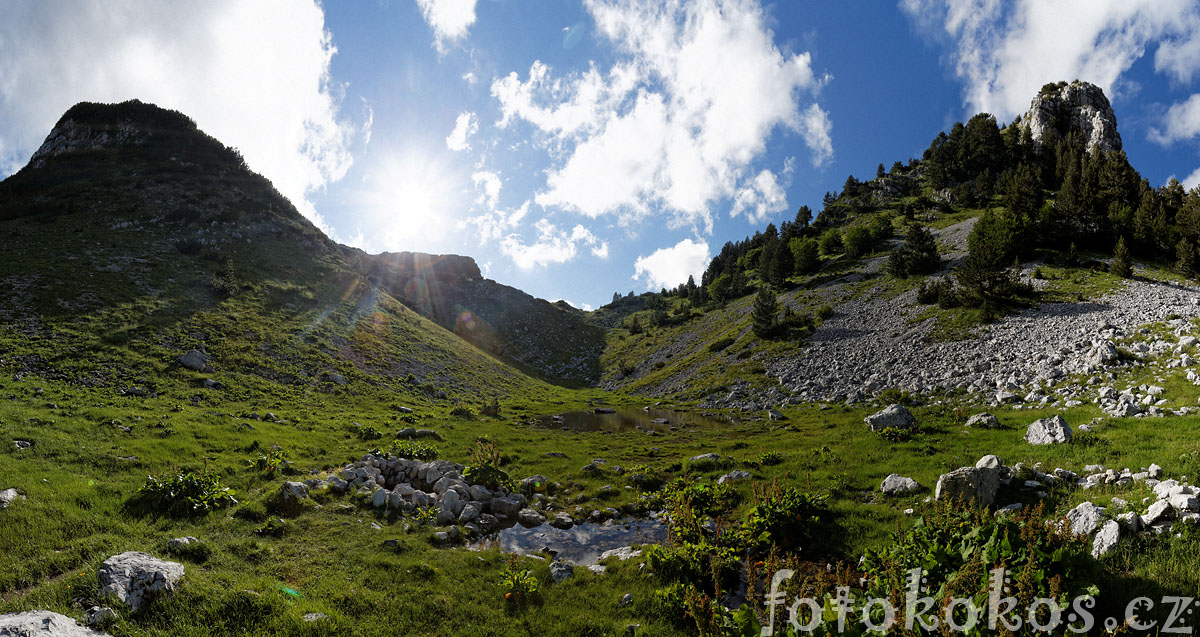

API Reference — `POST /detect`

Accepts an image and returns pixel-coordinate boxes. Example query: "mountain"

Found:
[0,100,595,396]
[1019,79,1122,153]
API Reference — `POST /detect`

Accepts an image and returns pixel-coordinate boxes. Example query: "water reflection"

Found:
[470,517,668,564]
[533,407,729,433]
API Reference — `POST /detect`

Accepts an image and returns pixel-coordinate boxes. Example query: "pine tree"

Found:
[751,286,779,338]
[1176,238,1197,280]
[1111,236,1133,278]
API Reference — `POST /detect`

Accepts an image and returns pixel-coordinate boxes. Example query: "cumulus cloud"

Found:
[633,238,710,291]
[0,0,356,228]
[446,111,479,151]
[491,0,828,233]
[1150,93,1200,145]
[1184,166,1200,190]
[500,219,609,269]
[415,0,478,52]
[472,170,502,209]
[900,0,1200,120]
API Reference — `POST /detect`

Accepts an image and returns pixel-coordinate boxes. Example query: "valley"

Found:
[1,86,1200,636]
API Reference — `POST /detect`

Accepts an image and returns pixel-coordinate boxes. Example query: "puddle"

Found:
[534,406,729,433]
[469,517,668,564]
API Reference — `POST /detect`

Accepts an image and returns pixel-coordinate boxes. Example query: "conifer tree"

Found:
[751,286,779,338]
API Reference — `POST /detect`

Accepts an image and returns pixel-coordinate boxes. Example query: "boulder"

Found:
[880,474,920,496]
[97,552,184,612]
[975,455,1003,470]
[1091,520,1121,558]
[549,561,574,583]
[0,611,111,636]
[176,350,210,372]
[517,508,546,527]
[689,453,721,463]
[964,413,1001,429]
[935,466,1000,507]
[0,488,24,509]
[166,537,200,552]
[1025,415,1071,445]
[864,404,915,431]
[717,470,751,485]
[599,546,643,561]
[549,512,575,529]
[277,481,309,516]
[1065,502,1105,536]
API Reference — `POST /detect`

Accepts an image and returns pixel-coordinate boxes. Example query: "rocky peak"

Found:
[28,100,201,168]
[1019,80,1121,154]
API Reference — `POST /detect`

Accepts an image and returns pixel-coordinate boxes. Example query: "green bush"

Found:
[842,225,874,258]
[818,228,842,256]
[133,470,237,516]
[860,500,1098,629]
[789,236,820,274]
[377,439,439,461]
[707,336,735,353]
[739,480,827,552]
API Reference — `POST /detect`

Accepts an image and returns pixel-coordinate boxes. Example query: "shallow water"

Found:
[533,406,729,433]
[469,517,668,564]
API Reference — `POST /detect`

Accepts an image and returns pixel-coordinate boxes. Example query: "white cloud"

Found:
[1150,93,1200,145]
[415,0,478,53]
[900,0,1200,120]
[0,1,356,229]
[633,238,710,291]
[446,111,479,151]
[1183,166,1200,189]
[731,168,788,224]
[472,170,502,209]
[490,0,827,233]
[554,298,595,311]
[499,219,609,269]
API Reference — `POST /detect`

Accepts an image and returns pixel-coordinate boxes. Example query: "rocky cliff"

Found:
[359,250,605,386]
[1019,80,1121,153]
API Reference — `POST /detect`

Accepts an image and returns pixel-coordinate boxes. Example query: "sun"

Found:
[356,150,461,251]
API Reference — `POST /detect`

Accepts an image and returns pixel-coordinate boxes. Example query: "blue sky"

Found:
[2,1,1200,309]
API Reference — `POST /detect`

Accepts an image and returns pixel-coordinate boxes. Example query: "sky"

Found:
[2,1,1200,310]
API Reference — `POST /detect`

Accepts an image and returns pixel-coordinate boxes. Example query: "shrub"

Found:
[175,237,204,255]
[247,447,290,475]
[789,237,820,274]
[707,336,735,353]
[133,470,237,516]
[500,556,540,612]
[860,500,1098,628]
[818,228,842,256]
[449,406,475,419]
[209,258,240,297]
[814,304,834,321]
[842,225,874,258]
[739,479,827,553]
[380,439,439,461]
[756,451,784,466]
[464,437,511,490]
[876,426,915,442]
[1112,236,1133,278]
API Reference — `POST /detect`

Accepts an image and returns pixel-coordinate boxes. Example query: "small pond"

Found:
[533,406,730,433]
[470,516,668,564]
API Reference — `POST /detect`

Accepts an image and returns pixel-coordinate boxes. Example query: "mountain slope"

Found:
[0,100,576,403]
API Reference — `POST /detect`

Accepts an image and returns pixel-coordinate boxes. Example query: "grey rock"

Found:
[0,611,111,636]
[618,593,633,607]
[549,561,574,583]
[964,413,1001,429]
[517,508,546,527]
[1025,415,1071,445]
[549,512,575,529]
[83,606,116,629]
[166,537,199,552]
[864,404,915,431]
[599,546,643,561]
[98,552,185,612]
[302,613,328,622]
[1091,520,1121,558]
[176,350,210,372]
[688,453,721,463]
[880,474,920,496]
[717,470,751,485]
[1066,502,1105,536]
[935,466,1000,507]
[0,488,24,509]
[1142,499,1174,526]
[1020,80,1121,154]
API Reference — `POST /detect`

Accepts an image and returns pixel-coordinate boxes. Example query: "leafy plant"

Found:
[876,426,915,442]
[756,451,784,466]
[382,439,439,461]
[133,470,237,516]
[499,555,540,612]
[739,479,827,553]
[247,446,290,475]
[464,437,511,490]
